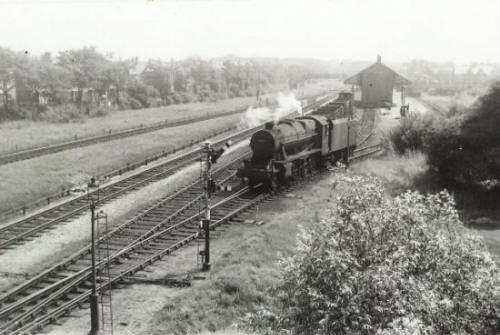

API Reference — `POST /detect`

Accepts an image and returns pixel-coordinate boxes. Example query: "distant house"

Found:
[345,56,411,108]
[1,74,55,107]
[0,77,16,106]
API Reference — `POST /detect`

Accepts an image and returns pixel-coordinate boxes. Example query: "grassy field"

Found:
[0,80,340,154]
[0,96,262,154]
[0,114,241,213]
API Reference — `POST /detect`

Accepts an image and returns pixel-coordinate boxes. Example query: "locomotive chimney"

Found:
[377,55,382,63]
[265,121,274,130]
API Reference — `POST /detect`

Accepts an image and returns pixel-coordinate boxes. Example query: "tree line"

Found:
[0,46,315,122]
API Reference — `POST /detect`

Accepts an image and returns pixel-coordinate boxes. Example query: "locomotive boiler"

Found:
[237,106,356,187]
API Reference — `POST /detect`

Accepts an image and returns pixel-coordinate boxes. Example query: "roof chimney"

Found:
[377,55,382,63]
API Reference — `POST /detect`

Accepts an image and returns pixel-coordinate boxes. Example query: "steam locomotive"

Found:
[237,92,356,188]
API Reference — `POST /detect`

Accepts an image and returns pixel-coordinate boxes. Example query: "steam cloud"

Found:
[238,93,303,129]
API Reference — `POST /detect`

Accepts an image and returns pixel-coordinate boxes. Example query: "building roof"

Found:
[344,56,411,86]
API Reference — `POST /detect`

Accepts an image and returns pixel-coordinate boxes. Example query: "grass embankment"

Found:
[0,115,240,213]
[0,96,263,155]
[142,178,335,335]
[0,80,339,155]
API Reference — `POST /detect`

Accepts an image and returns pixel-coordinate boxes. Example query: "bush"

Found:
[389,113,431,154]
[125,80,159,108]
[37,104,83,122]
[273,175,499,335]
[88,105,111,118]
[390,82,500,186]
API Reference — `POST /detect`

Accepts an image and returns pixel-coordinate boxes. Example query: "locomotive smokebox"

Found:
[265,121,274,130]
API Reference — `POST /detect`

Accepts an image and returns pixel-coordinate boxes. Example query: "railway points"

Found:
[0,94,382,334]
[0,96,334,252]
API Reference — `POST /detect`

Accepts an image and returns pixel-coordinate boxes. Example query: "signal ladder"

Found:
[96,211,114,335]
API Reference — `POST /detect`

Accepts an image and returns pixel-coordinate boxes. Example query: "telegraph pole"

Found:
[89,200,100,335]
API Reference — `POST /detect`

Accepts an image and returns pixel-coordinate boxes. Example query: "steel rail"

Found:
[0,91,333,167]
[1,186,266,335]
[350,144,383,161]
[0,95,336,331]
[1,108,381,334]
[0,153,248,314]
[0,95,334,251]
[0,106,251,167]
[0,125,258,250]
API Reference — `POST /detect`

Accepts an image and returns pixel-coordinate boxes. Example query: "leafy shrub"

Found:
[389,113,432,154]
[38,104,83,122]
[180,91,197,104]
[126,80,159,108]
[391,82,500,185]
[274,175,499,335]
[88,105,110,117]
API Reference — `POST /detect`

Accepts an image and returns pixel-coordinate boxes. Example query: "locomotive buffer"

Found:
[199,140,231,271]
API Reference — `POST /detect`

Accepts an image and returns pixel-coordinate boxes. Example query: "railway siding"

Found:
[0,173,266,334]
[0,96,334,251]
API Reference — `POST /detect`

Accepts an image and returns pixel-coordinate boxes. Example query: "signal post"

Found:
[199,140,231,271]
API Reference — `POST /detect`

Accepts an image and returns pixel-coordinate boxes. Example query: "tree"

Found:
[275,175,499,335]
[57,47,110,91]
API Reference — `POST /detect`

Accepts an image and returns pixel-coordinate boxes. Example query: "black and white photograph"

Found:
[0,0,499,334]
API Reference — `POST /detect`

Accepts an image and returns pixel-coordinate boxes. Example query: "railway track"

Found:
[0,140,383,334]
[350,143,383,161]
[0,93,334,168]
[0,102,380,334]
[0,128,254,252]
[0,107,252,167]
[0,157,266,334]
[0,97,334,252]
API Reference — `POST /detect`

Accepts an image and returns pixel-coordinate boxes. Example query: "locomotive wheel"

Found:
[305,158,313,177]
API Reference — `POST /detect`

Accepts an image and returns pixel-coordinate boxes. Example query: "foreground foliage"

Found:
[245,175,499,334]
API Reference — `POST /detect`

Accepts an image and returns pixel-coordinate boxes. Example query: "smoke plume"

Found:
[238,93,303,129]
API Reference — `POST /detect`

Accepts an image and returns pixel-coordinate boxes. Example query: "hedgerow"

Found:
[390,82,500,185]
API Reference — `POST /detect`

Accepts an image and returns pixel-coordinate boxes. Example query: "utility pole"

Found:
[89,200,100,335]
[201,141,212,271]
[87,177,101,335]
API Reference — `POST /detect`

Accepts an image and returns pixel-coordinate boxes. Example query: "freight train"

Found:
[237,92,356,188]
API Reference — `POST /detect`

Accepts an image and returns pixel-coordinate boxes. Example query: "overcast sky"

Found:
[0,0,499,64]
